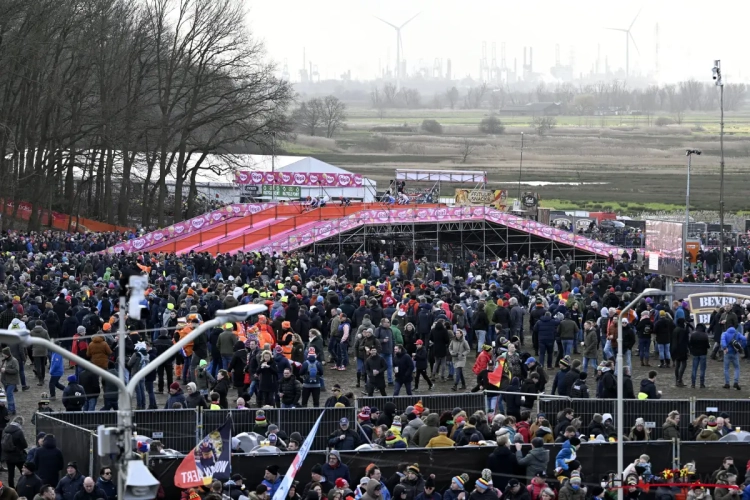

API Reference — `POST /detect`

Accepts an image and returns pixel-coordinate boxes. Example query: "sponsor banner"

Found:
[454,189,508,206]
[234,171,363,187]
[262,185,301,197]
[272,412,325,500]
[241,185,260,194]
[522,192,539,209]
[645,220,684,278]
[685,290,750,326]
[174,416,232,488]
[685,240,701,264]
[107,203,271,254]
[402,187,438,204]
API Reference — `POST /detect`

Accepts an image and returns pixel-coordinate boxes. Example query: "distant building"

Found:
[498,102,561,116]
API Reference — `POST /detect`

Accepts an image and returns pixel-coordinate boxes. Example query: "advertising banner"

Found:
[686,292,750,326]
[685,239,701,264]
[402,187,438,204]
[235,171,363,187]
[645,220,684,278]
[521,192,540,209]
[454,189,508,207]
[174,416,232,488]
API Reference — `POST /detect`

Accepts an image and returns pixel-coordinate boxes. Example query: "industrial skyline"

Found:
[248,0,749,85]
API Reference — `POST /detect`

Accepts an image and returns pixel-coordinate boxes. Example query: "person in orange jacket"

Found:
[279,321,295,360]
[255,315,276,347]
[176,320,195,383]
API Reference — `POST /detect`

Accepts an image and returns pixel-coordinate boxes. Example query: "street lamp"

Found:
[685,149,701,266]
[0,302,266,500]
[616,288,673,500]
[712,60,725,285]
[518,132,524,201]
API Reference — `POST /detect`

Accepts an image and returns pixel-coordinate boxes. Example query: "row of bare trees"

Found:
[368,80,747,114]
[0,0,293,230]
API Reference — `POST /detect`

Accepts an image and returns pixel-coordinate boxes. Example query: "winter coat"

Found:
[534,315,559,344]
[413,347,428,370]
[29,326,51,356]
[86,336,112,369]
[186,391,208,409]
[279,376,302,406]
[430,323,451,358]
[79,369,100,397]
[487,445,518,490]
[56,471,85,500]
[327,428,360,451]
[33,436,63,489]
[62,383,86,412]
[365,355,387,388]
[0,422,27,463]
[414,414,441,447]
[194,366,216,392]
[257,357,278,392]
[16,471,43,499]
[583,327,598,358]
[403,417,424,443]
[662,418,680,440]
[394,351,414,383]
[695,429,719,441]
[321,451,350,485]
[165,389,187,409]
[670,326,690,361]
[217,329,238,356]
[688,329,710,357]
[639,379,660,399]
[558,484,586,500]
[558,319,578,340]
[654,318,672,344]
[0,355,20,386]
[448,337,470,368]
[516,447,549,478]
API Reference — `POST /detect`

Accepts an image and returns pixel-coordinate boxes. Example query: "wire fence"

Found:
[36,414,96,477]
[356,392,486,416]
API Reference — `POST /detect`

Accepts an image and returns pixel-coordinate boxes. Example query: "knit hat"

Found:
[187,382,197,393]
[570,472,581,485]
[627,476,639,486]
[452,475,467,489]
[67,374,77,383]
[265,465,279,476]
[199,359,208,368]
[311,464,323,475]
[407,464,420,474]
[0,347,10,358]
[425,477,435,489]
[414,400,425,415]
[335,478,347,489]
[392,416,402,429]
[635,418,645,426]
[22,461,36,472]
[385,431,398,443]
[560,355,571,368]
[707,416,718,429]
[481,469,493,482]
[482,344,493,351]
[77,326,86,334]
[358,407,371,421]
[169,382,180,391]
[255,410,267,425]
[475,479,490,490]
[39,392,50,404]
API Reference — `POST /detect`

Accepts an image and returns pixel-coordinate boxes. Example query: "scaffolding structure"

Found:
[309,211,602,266]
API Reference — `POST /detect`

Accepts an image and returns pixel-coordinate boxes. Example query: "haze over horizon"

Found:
[248,0,749,85]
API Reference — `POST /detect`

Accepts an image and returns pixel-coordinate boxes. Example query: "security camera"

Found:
[123,459,160,500]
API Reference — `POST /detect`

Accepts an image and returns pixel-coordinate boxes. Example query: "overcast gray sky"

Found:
[248,0,748,84]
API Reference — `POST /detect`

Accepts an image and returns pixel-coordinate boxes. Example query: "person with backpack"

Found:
[568,372,590,399]
[720,326,746,390]
[127,342,149,410]
[300,348,323,407]
[62,375,86,412]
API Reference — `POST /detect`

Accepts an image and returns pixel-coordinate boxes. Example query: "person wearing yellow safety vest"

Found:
[279,321,295,360]
[217,323,238,370]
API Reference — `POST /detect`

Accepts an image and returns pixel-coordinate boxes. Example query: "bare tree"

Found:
[370,88,387,118]
[294,98,324,136]
[445,86,459,109]
[321,95,346,138]
[459,138,476,163]
[724,83,748,111]
[532,116,556,136]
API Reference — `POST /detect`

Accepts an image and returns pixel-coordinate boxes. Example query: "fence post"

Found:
[89,433,94,478]
[196,407,203,446]
[689,397,695,422]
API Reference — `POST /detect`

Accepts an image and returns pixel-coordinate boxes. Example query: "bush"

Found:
[479,115,505,135]
[367,135,391,152]
[655,116,674,127]
[421,119,443,134]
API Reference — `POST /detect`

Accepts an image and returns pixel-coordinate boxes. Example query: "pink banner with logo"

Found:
[234,171,363,188]
[106,203,273,254]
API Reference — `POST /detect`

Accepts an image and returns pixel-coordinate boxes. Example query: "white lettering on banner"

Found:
[696,314,711,326]
[181,471,201,483]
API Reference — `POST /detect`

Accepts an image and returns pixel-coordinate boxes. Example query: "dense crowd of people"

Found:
[0,223,748,498]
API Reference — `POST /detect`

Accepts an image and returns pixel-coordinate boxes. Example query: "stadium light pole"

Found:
[685,150,701,264]
[0,302,266,500]
[712,60,724,285]
[616,288,673,500]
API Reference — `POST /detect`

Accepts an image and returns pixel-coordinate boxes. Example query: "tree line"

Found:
[368,81,747,114]
[0,0,293,230]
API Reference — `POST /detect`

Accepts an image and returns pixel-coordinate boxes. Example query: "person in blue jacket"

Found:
[48,351,65,399]
[261,465,283,497]
[321,450,350,487]
[721,326,747,389]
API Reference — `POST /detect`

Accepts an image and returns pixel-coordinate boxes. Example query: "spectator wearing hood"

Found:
[127,342,149,410]
[721,326,746,390]
[321,450,350,486]
[487,436,517,490]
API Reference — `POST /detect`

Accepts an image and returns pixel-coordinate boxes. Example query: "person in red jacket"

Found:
[473,344,493,376]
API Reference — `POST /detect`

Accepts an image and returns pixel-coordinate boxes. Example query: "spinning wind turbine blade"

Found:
[628,7,643,31]
[605,27,627,32]
[629,33,641,55]
[400,12,420,28]
[373,16,398,29]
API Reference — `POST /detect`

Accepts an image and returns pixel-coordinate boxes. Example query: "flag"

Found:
[175,415,232,488]
[488,355,509,387]
[272,412,324,500]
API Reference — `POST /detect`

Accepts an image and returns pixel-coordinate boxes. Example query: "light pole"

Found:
[616,288,673,500]
[0,302,266,500]
[712,60,724,285]
[518,132,524,201]
[685,149,701,266]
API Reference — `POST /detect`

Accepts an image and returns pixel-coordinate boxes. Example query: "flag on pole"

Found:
[272,411,324,500]
[175,415,233,488]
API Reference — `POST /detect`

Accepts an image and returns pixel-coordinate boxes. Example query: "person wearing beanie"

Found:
[415,476,439,500]
[559,471,585,500]
[304,463,333,497]
[568,371,589,399]
[504,479,529,500]
[262,464,283,497]
[515,437,549,480]
[399,464,425,500]
[253,410,269,434]
[16,461,42,499]
[444,474,469,500]
[472,478,495,500]
[57,461,85,500]
[357,407,374,442]
[61,374,85,413]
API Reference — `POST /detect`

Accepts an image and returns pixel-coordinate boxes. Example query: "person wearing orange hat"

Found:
[254,315,276,348]
[278,321,295,360]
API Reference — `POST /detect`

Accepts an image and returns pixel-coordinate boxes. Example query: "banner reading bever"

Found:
[175,416,232,488]
[687,292,750,326]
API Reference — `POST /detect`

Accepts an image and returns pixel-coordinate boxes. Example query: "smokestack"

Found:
[523,47,527,67]
[529,47,533,71]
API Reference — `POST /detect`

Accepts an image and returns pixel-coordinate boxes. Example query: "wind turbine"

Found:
[374,13,420,90]
[606,8,642,79]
